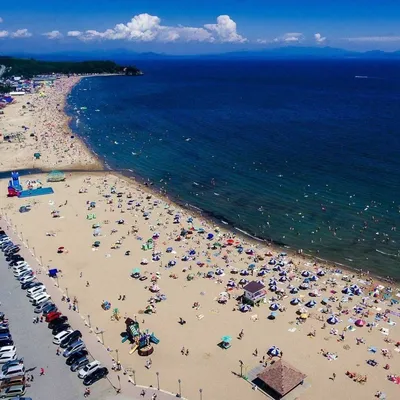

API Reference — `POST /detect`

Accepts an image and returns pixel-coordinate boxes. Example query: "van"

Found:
[0,364,25,380]
[53,329,73,345]
[32,294,51,306]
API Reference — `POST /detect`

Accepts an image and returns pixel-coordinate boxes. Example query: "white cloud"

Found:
[204,15,247,43]
[256,38,269,44]
[314,33,326,44]
[67,13,246,43]
[67,30,82,37]
[0,30,8,38]
[43,30,63,39]
[345,36,400,42]
[274,32,304,43]
[11,29,32,38]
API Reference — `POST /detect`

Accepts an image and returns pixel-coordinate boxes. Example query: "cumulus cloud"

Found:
[345,36,400,42]
[314,33,326,44]
[11,29,32,38]
[67,13,246,43]
[43,30,63,39]
[67,30,82,37]
[0,30,8,38]
[274,32,304,43]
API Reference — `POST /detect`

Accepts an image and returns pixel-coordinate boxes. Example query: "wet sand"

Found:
[1,77,399,400]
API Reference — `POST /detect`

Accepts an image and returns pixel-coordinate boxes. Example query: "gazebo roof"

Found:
[257,359,306,397]
[243,281,265,293]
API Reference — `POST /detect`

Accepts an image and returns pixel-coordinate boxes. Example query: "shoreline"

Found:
[1,75,400,400]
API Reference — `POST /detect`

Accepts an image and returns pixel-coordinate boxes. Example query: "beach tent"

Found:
[47,170,66,182]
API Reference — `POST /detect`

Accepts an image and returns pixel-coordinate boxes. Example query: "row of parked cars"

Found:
[0,231,109,393]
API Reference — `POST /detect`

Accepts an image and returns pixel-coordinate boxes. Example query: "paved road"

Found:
[0,256,115,400]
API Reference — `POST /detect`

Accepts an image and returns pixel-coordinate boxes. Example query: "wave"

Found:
[376,249,398,257]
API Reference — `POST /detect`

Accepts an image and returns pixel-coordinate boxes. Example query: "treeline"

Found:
[0,57,141,78]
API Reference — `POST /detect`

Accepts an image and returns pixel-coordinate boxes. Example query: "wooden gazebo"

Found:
[254,359,306,399]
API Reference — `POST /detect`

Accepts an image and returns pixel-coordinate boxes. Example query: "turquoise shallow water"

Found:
[67,59,400,279]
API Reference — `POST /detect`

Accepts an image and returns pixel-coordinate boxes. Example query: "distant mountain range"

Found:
[3,46,400,62]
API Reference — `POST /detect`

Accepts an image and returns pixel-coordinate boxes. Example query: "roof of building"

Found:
[243,281,265,293]
[257,359,306,397]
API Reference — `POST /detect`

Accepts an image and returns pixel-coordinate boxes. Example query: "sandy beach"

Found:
[1,77,400,400]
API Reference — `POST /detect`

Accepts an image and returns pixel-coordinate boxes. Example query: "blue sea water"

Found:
[67,59,400,279]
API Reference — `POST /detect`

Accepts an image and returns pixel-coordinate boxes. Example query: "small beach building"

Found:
[47,170,66,182]
[243,281,266,305]
[254,359,306,399]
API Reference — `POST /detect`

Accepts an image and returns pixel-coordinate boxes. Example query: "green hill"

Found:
[0,56,141,78]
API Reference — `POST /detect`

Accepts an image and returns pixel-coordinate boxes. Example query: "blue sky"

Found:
[1,0,400,54]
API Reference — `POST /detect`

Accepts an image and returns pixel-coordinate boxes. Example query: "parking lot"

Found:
[0,256,115,400]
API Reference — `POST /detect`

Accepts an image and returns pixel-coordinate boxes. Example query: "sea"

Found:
[66,59,400,280]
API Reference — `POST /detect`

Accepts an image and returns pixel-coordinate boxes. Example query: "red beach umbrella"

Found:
[355,319,366,327]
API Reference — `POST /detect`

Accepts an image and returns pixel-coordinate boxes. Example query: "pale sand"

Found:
[0,76,101,172]
[0,77,399,400]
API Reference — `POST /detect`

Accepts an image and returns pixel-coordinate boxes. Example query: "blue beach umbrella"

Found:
[270,303,279,311]
[301,270,310,277]
[267,346,281,357]
[327,315,339,325]
[290,298,300,305]
[305,300,317,308]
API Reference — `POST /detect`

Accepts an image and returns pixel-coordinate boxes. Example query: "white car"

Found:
[32,293,51,306]
[27,285,46,297]
[0,364,25,380]
[0,237,11,245]
[29,291,48,302]
[12,262,29,271]
[77,360,101,379]
[0,351,17,364]
[0,346,15,356]
[53,329,73,345]
[15,269,33,280]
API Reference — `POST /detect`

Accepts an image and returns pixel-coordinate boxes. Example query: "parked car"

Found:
[63,340,85,358]
[8,258,25,267]
[31,294,51,306]
[5,247,20,256]
[77,360,101,379]
[51,323,71,336]
[5,253,23,262]
[0,327,9,335]
[41,303,58,315]
[1,358,23,372]
[15,270,33,280]
[53,329,73,345]
[66,349,88,366]
[19,275,35,285]
[0,340,13,348]
[70,356,89,372]
[0,374,25,387]
[48,316,68,329]
[21,281,42,290]
[27,285,46,298]
[0,384,26,398]
[0,352,17,365]
[0,347,15,356]
[83,367,108,386]
[0,364,25,380]
[60,330,82,348]
[12,262,28,271]
[0,334,12,342]
[28,291,47,302]
[34,301,53,314]
[45,311,61,323]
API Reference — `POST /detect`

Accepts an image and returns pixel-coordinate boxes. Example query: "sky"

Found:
[1,0,400,54]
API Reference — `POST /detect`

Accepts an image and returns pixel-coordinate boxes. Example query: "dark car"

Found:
[52,323,71,336]
[6,254,23,262]
[9,257,24,266]
[66,349,88,366]
[0,338,13,347]
[21,281,42,290]
[48,316,68,329]
[0,327,10,335]
[42,303,58,315]
[5,247,20,256]
[83,367,109,386]
[60,330,82,348]
[70,356,89,372]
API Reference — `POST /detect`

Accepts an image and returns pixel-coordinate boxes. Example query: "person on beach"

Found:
[40,368,45,376]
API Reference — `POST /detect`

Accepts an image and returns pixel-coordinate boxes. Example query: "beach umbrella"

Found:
[342,287,351,294]
[305,300,317,308]
[355,319,366,327]
[207,233,214,240]
[215,268,225,276]
[248,263,256,270]
[198,228,205,234]
[279,276,287,282]
[268,312,278,320]
[168,260,176,267]
[273,265,282,272]
[141,258,149,265]
[221,335,232,343]
[152,255,160,261]
[239,304,252,313]
[290,287,299,294]
[227,280,236,288]
[290,298,300,306]
[327,315,339,325]
[230,268,239,274]
[189,249,196,255]
[269,278,277,285]
[300,313,308,320]
[301,270,310,277]
[34,152,41,159]
[269,258,276,265]
[309,289,320,297]
[299,283,309,290]
[181,255,189,261]
[310,275,318,282]
[258,270,267,277]
[317,270,326,276]
[279,271,287,276]
[240,270,249,276]
[226,239,235,245]
[267,346,281,357]
[207,271,215,278]
[256,280,264,285]
[269,285,277,292]
[270,303,279,311]
[239,278,249,285]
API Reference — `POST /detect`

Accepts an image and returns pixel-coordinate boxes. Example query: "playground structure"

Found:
[122,318,160,357]
[7,171,54,198]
